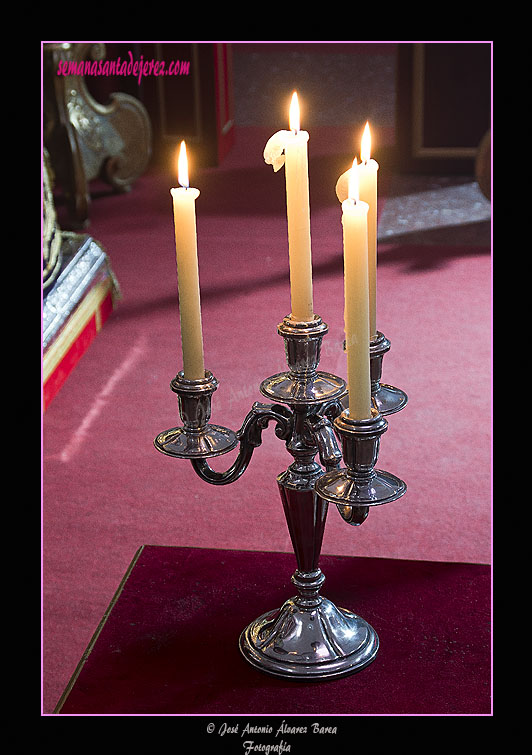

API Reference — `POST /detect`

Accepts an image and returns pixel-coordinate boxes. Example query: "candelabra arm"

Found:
[305,413,342,471]
[191,402,293,486]
[315,397,345,422]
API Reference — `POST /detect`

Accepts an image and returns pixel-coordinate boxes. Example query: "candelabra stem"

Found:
[279,484,327,607]
[239,403,379,680]
[239,479,379,679]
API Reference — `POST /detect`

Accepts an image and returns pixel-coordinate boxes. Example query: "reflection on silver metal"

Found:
[154,423,238,458]
[315,407,407,518]
[239,597,378,680]
[154,371,238,458]
[337,504,369,526]
[154,313,407,680]
[260,316,347,405]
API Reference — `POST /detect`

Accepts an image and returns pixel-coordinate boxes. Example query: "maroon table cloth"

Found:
[56,545,491,716]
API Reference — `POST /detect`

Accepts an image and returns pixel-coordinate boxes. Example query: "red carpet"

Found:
[43,125,491,713]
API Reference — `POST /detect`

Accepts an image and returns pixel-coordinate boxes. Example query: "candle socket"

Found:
[341,330,408,416]
[154,371,238,458]
[314,406,407,525]
[282,316,324,376]
[260,315,347,406]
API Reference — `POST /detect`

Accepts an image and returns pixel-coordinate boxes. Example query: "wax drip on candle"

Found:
[263,93,310,171]
[335,122,376,202]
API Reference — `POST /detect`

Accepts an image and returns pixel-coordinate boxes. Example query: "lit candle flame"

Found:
[177,140,189,188]
[348,157,359,203]
[361,122,371,163]
[289,91,300,133]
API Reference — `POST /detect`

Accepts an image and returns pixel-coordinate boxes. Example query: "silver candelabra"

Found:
[155,314,407,680]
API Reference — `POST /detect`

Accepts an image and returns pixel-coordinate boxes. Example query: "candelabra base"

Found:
[239,596,379,680]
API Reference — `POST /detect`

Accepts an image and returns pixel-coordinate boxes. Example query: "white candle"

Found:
[171,141,205,380]
[284,92,314,322]
[342,158,372,420]
[263,92,314,322]
[357,122,379,340]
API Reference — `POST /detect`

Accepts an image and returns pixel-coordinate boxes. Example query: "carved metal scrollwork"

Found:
[191,402,293,486]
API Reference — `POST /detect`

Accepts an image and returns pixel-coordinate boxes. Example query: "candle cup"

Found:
[154,370,238,459]
[259,315,347,406]
[341,331,408,416]
[314,406,407,525]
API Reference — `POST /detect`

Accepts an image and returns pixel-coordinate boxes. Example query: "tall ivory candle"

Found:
[171,141,205,380]
[284,92,314,322]
[357,122,379,340]
[342,158,372,420]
